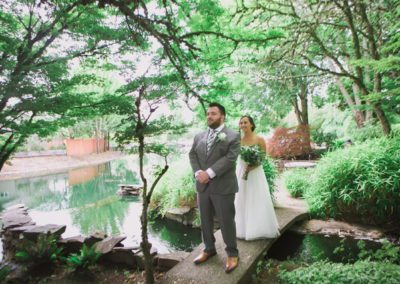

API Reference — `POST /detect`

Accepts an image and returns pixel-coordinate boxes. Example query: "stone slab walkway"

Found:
[162,207,308,284]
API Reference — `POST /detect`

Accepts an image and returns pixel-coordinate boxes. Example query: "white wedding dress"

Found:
[235,156,280,240]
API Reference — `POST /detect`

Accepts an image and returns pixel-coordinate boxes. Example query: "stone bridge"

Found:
[163,207,308,284]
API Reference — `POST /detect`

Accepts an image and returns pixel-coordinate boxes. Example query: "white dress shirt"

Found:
[195,124,225,180]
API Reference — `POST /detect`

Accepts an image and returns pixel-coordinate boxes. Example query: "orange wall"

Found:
[69,165,100,186]
[64,138,107,156]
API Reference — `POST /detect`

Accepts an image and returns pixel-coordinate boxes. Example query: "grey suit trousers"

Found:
[197,191,238,257]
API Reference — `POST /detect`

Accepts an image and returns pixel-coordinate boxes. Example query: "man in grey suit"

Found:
[189,102,240,273]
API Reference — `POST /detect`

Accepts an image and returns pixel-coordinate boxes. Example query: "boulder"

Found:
[103,246,136,267]
[8,225,37,234]
[1,214,34,230]
[17,224,66,240]
[3,204,26,211]
[58,235,86,254]
[132,246,142,254]
[290,219,385,239]
[93,236,126,254]
[1,261,25,283]
[165,206,198,226]
[117,185,142,196]
[157,251,190,271]
[85,231,108,247]
[0,207,28,218]
[134,247,158,270]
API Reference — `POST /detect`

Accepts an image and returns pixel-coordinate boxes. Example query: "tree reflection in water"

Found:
[0,157,201,254]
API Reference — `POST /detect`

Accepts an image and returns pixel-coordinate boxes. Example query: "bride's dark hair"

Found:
[240,115,256,132]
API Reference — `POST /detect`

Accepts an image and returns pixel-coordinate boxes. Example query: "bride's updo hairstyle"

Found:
[240,115,256,132]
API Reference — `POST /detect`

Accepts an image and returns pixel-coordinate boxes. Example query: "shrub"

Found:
[279,260,400,284]
[304,137,400,225]
[282,168,312,198]
[262,156,278,197]
[0,265,11,282]
[266,125,312,159]
[357,239,400,264]
[15,234,63,265]
[151,159,197,216]
[66,244,101,272]
[311,128,337,147]
[151,156,278,215]
[346,120,389,143]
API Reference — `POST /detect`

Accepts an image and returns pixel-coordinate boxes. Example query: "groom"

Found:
[189,102,240,273]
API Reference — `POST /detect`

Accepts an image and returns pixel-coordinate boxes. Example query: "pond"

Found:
[0,156,202,261]
[257,231,397,283]
[268,231,382,263]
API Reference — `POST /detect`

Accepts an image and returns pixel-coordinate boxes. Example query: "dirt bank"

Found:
[0,151,124,181]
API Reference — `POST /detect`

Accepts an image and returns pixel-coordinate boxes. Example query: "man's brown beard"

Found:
[208,117,223,129]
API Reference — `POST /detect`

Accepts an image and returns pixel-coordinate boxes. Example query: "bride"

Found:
[235,115,280,240]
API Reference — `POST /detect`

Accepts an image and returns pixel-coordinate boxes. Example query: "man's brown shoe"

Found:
[193,251,217,264]
[224,256,239,273]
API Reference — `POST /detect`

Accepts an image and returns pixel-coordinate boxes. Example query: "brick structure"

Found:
[64,138,108,157]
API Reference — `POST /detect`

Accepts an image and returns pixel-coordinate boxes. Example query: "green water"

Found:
[0,156,201,259]
[268,231,382,263]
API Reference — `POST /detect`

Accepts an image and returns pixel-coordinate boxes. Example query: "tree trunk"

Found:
[141,195,154,284]
[106,131,110,151]
[299,83,309,125]
[329,59,365,127]
[373,103,391,135]
[138,137,154,284]
[351,83,367,125]
[0,146,13,172]
[292,96,303,125]
[0,134,26,172]
[291,83,309,126]
[359,1,392,135]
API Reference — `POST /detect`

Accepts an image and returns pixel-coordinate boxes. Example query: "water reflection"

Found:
[268,231,382,263]
[0,156,201,256]
[150,218,202,252]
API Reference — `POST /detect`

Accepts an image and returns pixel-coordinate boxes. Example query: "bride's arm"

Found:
[258,136,267,153]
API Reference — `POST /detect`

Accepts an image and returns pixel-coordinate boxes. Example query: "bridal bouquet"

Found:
[240,145,266,180]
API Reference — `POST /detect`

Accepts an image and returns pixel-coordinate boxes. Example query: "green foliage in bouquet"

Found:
[240,145,266,166]
[241,145,266,180]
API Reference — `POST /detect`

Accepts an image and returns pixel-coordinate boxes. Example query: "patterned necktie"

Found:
[207,129,217,153]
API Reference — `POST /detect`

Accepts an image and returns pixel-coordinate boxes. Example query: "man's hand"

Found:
[196,170,210,184]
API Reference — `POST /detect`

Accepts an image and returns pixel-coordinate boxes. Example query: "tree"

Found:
[0,0,138,170]
[114,72,186,284]
[232,0,399,135]
[227,53,320,129]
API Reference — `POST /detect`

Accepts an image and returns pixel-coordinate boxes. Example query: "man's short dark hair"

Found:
[209,102,226,116]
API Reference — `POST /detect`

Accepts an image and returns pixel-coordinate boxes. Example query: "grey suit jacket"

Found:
[189,126,240,195]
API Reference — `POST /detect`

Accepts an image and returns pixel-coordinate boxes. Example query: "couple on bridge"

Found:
[189,102,280,274]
